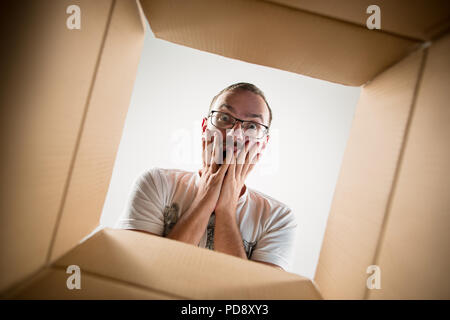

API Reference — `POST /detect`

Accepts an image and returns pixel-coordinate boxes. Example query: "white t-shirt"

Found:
[115,167,298,271]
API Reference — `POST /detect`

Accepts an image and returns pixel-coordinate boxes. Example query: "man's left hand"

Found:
[215,136,261,214]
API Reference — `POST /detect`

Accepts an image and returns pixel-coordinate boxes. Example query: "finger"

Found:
[201,134,206,168]
[253,142,264,163]
[212,131,223,172]
[242,141,260,177]
[235,139,249,176]
[224,128,235,150]
[249,141,261,164]
[205,129,213,168]
[244,136,251,154]
[216,144,234,180]
[244,154,258,180]
[211,132,217,172]
[230,145,237,180]
[225,144,235,167]
[224,131,237,178]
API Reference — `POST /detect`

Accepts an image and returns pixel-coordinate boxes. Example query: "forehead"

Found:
[214,90,269,125]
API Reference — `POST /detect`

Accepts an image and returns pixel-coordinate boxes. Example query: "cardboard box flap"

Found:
[0,0,114,294]
[47,229,322,299]
[140,0,420,86]
[367,31,450,300]
[314,48,425,299]
[47,0,146,264]
[0,0,146,295]
[266,0,450,41]
[9,268,176,300]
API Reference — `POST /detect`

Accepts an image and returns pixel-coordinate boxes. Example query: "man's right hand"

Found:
[194,129,232,213]
[165,129,232,246]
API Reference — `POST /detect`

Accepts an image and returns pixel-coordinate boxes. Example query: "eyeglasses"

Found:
[208,110,269,139]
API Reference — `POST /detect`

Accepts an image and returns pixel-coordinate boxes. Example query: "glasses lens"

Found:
[211,111,267,138]
[212,112,234,128]
[242,122,266,139]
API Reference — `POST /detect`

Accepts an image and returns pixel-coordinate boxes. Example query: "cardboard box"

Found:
[6,228,322,299]
[0,0,449,299]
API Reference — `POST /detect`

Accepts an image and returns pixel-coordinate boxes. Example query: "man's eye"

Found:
[245,123,257,130]
[219,115,230,122]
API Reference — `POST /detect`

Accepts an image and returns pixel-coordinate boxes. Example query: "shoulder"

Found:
[246,187,297,228]
[138,167,194,178]
[247,187,292,213]
[136,167,197,186]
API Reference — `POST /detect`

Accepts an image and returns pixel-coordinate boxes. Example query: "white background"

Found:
[98,21,361,279]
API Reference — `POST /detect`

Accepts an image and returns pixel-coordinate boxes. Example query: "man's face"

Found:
[202,89,270,161]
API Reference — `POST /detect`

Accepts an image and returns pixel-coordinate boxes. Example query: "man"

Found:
[116,83,297,271]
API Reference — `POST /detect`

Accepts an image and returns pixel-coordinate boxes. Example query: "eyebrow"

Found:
[219,103,264,123]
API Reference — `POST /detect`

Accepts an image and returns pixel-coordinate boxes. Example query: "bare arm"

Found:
[165,198,213,246]
[213,134,263,259]
[214,206,247,259]
[214,212,284,270]
[167,129,230,246]
[123,129,227,244]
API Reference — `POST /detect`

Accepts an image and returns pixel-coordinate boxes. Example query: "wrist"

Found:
[215,201,238,217]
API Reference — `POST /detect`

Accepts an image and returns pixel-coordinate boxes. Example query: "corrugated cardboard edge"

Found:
[3,266,181,300]
[48,0,146,263]
[0,0,146,297]
[140,0,419,86]
[314,47,426,299]
[367,31,450,300]
[0,0,115,295]
[7,229,323,299]
[264,0,450,41]
[53,228,323,300]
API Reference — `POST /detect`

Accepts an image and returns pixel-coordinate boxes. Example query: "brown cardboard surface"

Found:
[367,32,450,300]
[1,0,449,300]
[9,268,175,299]
[51,228,322,299]
[48,0,146,263]
[0,0,114,293]
[314,49,425,299]
[267,0,450,41]
[0,0,145,295]
[140,0,419,86]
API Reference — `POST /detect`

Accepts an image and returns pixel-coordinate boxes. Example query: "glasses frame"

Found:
[207,110,269,139]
